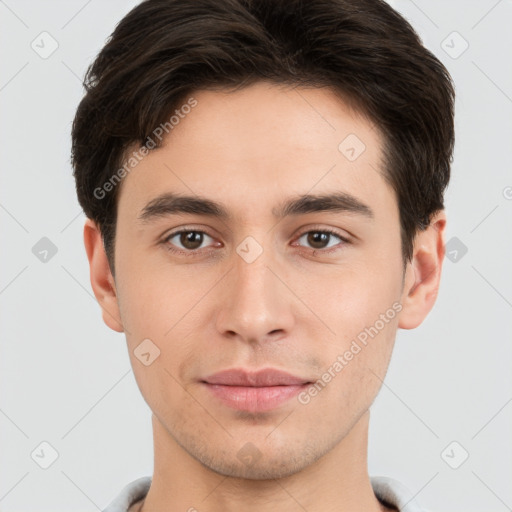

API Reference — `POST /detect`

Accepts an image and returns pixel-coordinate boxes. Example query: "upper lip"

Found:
[203,368,311,387]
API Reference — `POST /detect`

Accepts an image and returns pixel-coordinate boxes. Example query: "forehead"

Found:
[175,81,379,155]
[116,81,393,222]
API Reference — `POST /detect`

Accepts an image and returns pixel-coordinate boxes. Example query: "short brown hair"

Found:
[71,0,455,275]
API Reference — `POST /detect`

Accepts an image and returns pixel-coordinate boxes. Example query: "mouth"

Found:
[201,368,313,413]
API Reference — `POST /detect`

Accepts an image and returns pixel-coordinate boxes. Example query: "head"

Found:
[73,0,454,480]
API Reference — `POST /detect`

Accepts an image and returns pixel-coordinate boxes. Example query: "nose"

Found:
[214,248,295,344]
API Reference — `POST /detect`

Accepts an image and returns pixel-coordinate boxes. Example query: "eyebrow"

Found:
[137,191,374,224]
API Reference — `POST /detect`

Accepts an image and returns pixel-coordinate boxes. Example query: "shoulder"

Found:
[102,476,152,512]
[371,475,432,512]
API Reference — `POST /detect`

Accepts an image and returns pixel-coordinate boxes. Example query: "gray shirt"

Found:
[102,475,429,512]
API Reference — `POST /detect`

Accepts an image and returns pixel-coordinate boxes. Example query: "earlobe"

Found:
[398,211,447,330]
[83,218,124,333]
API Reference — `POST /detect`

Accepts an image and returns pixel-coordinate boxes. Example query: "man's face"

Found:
[112,81,408,479]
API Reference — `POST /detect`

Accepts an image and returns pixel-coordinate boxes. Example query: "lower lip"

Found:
[202,383,309,412]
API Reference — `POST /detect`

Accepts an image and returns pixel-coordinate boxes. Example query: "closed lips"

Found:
[202,368,312,387]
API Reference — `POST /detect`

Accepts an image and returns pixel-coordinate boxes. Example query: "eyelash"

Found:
[161,227,350,256]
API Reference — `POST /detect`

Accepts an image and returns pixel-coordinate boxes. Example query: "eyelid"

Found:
[293,224,351,243]
[162,225,216,241]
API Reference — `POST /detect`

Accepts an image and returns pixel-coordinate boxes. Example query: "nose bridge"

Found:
[215,238,293,341]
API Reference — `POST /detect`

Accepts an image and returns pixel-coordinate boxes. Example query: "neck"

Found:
[136,410,393,512]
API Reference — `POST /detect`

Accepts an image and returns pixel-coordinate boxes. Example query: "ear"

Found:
[83,218,124,333]
[398,210,447,330]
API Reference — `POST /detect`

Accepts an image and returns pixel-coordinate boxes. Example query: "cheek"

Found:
[115,261,213,387]
[295,250,402,390]
[303,258,402,339]
[116,253,211,338]
[298,306,398,422]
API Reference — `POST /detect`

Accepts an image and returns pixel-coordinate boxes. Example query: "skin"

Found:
[84,81,446,512]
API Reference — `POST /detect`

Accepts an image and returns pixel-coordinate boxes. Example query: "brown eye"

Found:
[306,232,330,249]
[164,230,214,252]
[179,231,204,250]
[296,229,348,252]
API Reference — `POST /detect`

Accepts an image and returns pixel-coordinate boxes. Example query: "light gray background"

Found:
[1,1,511,510]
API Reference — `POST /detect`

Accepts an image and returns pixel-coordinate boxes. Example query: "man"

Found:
[71,0,455,510]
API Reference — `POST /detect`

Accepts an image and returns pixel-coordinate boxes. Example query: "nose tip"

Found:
[215,259,295,344]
